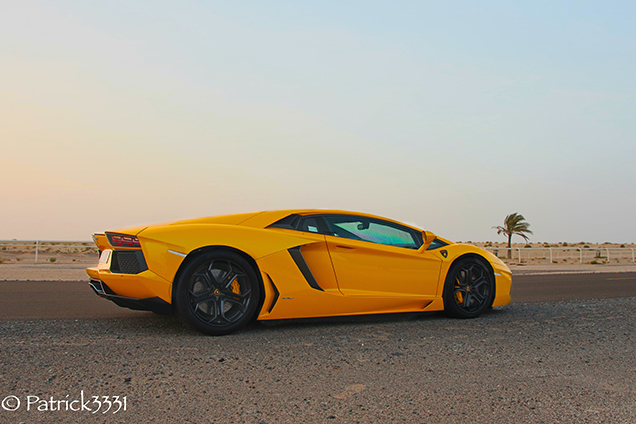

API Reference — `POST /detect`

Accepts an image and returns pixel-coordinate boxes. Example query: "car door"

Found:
[323,215,442,297]
[266,214,340,292]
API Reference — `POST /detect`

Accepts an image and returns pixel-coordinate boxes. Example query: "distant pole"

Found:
[35,240,39,262]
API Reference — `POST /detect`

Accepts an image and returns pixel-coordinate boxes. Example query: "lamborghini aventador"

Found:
[87,210,511,335]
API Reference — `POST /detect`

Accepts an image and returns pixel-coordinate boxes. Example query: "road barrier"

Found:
[485,247,636,264]
[1,240,634,264]
[0,240,97,262]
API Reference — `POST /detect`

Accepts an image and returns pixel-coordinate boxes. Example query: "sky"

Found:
[1,1,635,243]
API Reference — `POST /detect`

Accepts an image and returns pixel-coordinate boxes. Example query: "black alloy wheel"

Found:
[443,257,494,318]
[175,250,260,335]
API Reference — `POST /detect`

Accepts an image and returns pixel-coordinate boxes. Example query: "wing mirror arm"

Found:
[420,231,435,251]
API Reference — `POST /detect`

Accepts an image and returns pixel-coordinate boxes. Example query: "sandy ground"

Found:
[2,240,635,277]
[0,263,93,281]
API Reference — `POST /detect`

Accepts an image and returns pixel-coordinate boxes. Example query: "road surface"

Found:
[1,272,635,319]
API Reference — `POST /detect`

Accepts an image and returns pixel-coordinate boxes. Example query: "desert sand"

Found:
[1,239,635,281]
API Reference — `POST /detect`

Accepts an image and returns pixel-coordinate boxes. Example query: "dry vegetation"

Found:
[0,242,98,265]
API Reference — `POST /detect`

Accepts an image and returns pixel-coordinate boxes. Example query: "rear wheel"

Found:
[174,250,260,335]
[443,257,494,318]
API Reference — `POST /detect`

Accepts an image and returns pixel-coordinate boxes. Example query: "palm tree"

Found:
[492,213,533,258]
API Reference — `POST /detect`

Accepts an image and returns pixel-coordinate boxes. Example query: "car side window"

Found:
[298,217,321,233]
[323,215,422,249]
[268,214,331,234]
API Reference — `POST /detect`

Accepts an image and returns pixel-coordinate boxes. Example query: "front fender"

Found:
[428,244,511,306]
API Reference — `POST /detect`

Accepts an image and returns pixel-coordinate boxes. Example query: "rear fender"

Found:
[137,224,321,284]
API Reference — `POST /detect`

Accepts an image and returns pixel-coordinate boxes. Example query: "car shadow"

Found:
[248,305,510,333]
[75,306,510,337]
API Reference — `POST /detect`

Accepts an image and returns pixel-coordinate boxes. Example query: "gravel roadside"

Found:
[1,297,635,423]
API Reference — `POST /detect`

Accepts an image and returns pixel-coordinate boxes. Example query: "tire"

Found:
[174,250,260,335]
[443,257,494,318]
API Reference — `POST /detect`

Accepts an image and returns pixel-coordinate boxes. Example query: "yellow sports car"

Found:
[87,210,511,335]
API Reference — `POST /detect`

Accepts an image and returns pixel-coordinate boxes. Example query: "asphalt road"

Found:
[1,272,635,320]
[511,271,636,302]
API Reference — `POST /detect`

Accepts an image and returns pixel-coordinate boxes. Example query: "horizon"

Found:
[1,234,635,245]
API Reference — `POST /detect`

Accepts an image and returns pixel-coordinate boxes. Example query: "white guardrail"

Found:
[1,241,635,264]
[0,240,97,262]
[485,247,636,264]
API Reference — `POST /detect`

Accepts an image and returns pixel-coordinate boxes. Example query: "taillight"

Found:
[107,233,141,248]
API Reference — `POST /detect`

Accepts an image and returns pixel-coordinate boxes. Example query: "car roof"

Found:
[169,209,422,232]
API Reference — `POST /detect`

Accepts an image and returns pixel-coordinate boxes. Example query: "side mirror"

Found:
[421,231,435,250]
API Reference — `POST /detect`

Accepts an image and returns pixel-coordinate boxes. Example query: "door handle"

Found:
[335,245,354,250]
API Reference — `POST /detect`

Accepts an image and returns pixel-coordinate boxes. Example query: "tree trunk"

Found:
[507,234,512,259]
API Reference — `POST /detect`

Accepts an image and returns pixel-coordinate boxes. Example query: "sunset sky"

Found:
[1,1,635,242]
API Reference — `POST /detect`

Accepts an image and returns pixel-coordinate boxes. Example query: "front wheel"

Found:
[443,257,494,318]
[174,250,260,335]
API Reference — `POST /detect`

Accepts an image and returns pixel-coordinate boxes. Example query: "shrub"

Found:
[590,260,598,264]
[49,258,56,263]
